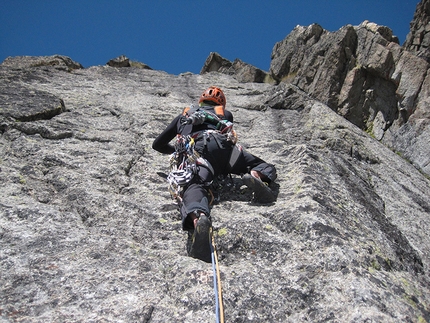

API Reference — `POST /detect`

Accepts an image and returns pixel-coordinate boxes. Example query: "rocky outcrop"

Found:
[106,55,153,69]
[0,55,83,71]
[1,56,430,322]
[269,21,405,119]
[404,0,430,62]
[107,55,131,67]
[0,84,65,124]
[200,52,232,74]
[201,52,274,83]
[268,16,430,177]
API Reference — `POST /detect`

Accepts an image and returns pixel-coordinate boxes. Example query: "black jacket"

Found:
[152,106,233,155]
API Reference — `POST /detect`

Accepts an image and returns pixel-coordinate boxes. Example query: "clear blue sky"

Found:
[0,0,418,75]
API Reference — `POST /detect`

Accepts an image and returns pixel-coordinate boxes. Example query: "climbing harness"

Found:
[210,227,225,323]
[168,105,238,202]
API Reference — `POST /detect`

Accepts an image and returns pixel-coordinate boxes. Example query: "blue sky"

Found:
[1,1,418,75]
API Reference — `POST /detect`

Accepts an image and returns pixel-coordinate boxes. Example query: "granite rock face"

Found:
[268,16,430,177]
[200,52,273,84]
[1,56,429,322]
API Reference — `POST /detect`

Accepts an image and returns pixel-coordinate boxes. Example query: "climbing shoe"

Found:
[242,173,276,203]
[188,214,212,263]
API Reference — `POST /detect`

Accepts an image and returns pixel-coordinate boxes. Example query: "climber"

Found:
[152,86,277,262]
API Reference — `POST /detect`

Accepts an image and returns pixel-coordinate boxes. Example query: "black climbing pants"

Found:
[180,133,276,231]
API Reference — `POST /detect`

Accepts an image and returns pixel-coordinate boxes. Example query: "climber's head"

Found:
[199,86,226,108]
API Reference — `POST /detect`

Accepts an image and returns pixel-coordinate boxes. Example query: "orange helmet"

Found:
[199,86,226,107]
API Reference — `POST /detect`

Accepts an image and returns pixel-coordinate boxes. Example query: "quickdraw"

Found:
[167,135,200,200]
[167,106,239,203]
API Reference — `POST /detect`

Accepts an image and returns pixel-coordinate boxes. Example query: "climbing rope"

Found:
[210,227,225,323]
